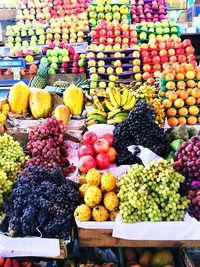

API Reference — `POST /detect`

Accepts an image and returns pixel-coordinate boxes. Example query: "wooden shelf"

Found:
[78,228,200,248]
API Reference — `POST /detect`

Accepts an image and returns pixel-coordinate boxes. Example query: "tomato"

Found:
[96,153,110,169]
[106,147,117,163]
[82,131,97,145]
[78,155,96,173]
[78,145,94,158]
[101,133,114,146]
[94,138,109,153]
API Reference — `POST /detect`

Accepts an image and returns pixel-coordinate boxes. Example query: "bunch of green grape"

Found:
[0,134,28,180]
[0,170,13,217]
[117,159,189,223]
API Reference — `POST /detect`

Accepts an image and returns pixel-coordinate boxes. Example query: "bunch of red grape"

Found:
[26,117,75,176]
[187,181,200,221]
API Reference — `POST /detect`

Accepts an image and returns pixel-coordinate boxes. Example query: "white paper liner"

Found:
[0,234,60,257]
[76,220,114,230]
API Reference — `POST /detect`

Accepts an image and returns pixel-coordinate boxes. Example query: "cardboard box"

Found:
[187,4,200,21]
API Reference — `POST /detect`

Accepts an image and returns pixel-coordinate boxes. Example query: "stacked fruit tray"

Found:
[88,3,131,27]
[159,64,200,126]
[46,13,89,46]
[131,0,168,24]
[43,45,87,74]
[87,45,142,89]
[136,20,181,44]
[91,20,137,49]
[141,38,196,80]
[5,24,47,48]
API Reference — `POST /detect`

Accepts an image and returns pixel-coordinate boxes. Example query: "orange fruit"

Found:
[195,66,200,73]
[163,99,172,109]
[166,81,176,90]
[168,117,178,126]
[196,72,200,79]
[179,90,188,100]
[168,91,178,101]
[187,88,192,96]
[174,98,184,108]
[177,81,186,89]
[198,117,200,123]
[191,88,200,99]
[167,107,177,116]
[175,73,185,80]
[188,105,199,115]
[186,80,196,88]
[196,98,200,104]
[187,116,197,125]
[198,81,200,89]
[165,73,175,81]
[186,71,195,79]
[159,91,166,97]
[185,96,196,106]
[178,117,187,125]
[175,65,185,73]
[178,107,188,116]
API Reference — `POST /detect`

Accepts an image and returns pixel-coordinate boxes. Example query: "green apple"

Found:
[90,73,99,81]
[156,27,163,35]
[30,40,36,46]
[60,49,69,56]
[80,54,86,59]
[140,32,147,40]
[148,27,154,33]
[15,36,21,42]
[107,67,114,74]
[105,4,111,12]
[78,59,86,67]
[116,67,123,74]
[31,35,37,41]
[8,36,14,43]
[47,56,52,63]
[98,44,105,51]
[28,29,35,36]
[113,11,121,20]
[89,67,96,73]
[171,27,178,33]
[99,82,106,88]
[52,56,59,63]
[97,52,104,58]
[113,44,121,52]
[88,60,96,67]
[141,26,148,31]
[114,52,121,58]
[21,30,27,37]
[98,67,105,74]
[98,60,105,67]
[22,40,29,46]
[114,60,122,67]
[62,56,70,62]
[108,82,115,88]
[90,81,98,88]
[105,45,112,51]
[46,50,52,57]
[87,52,95,58]
[51,49,58,57]
[163,27,170,34]
[50,62,58,70]
[133,66,140,72]
[38,40,45,45]
[15,41,21,47]
[109,74,117,82]
[58,55,63,63]
[48,68,56,75]
[39,34,46,40]
[34,47,40,53]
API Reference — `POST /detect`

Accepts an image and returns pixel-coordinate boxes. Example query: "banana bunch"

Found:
[134,83,158,101]
[148,98,165,127]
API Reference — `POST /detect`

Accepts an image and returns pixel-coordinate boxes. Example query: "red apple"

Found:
[83,131,97,145]
[101,133,114,146]
[94,138,109,153]
[78,155,96,173]
[96,153,110,169]
[78,145,94,158]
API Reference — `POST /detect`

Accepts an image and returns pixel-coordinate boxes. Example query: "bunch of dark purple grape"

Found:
[187,181,200,221]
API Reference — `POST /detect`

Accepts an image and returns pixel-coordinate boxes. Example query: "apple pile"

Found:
[78,131,117,173]
[16,0,52,24]
[46,14,89,46]
[91,20,137,48]
[136,20,180,43]
[6,23,46,47]
[42,45,86,74]
[131,0,168,24]
[0,63,38,76]
[51,0,90,17]
[87,44,142,89]
[160,63,200,126]
[141,38,196,80]
[89,3,131,27]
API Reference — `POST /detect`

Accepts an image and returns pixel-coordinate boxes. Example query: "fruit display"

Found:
[136,20,181,44]
[26,117,75,175]
[30,58,49,88]
[74,169,119,221]
[78,132,117,172]
[113,101,168,165]
[140,38,196,80]
[1,165,79,239]
[118,159,189,222]
[187,181,200,221]
[160,63,200,126]
[46,13,89,46]
[16,0,52,23]
[130,0,168,24]
[91,20,137,48]
[51,0,90,17]
[88,2,131,27]
[5,23,47,47]
[87,44,142,90]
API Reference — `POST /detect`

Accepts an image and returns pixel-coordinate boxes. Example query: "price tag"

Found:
[13,68,21,80]
[0,59,25,69]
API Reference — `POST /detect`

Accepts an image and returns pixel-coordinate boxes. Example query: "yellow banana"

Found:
[107,108,122,119]
[108,89,119,108]
[105,99,116,111]
[87,109,107,117]
[123,95,136,111]
[86,119,98,126]
[93,96,105,112]
[122,91,132,107]
[107,117,125,124]
[113,89,121,106]
[121,88,129,106]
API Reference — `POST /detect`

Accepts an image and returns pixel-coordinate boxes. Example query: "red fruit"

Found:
[106,147,117,163]
[78,155,96,173]
[152,56,160,64]
[79,67,86,73]
[94,138,109,153]
[72,67,79,73]
[0,258,4,267]
[151,50,158,57]
[12,260,19,267]
[96,153,110,169]
[73,54,80,60]
[78,145,94,158]
[82,131,97,145]
[101,133,114,146]
[183,39,191,47]
[4,259,12,267]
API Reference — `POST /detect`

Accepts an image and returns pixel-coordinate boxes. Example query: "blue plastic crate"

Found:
[187,4,200,21]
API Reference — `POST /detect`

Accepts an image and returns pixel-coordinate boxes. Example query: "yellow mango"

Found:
[54,105,70,126]
[63,84,83,115]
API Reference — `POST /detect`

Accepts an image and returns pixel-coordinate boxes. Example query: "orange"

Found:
[178,117,187,125]
[198,81,200,89]
[175,73,185,80]
[195,66,200,73]
[166,81,176,90]
[178,90,188,100]
[177,81,186,89]
[185,96,196,106]
[187,88,192,96]
[186,80,196,88]
[174,98,184,108]
[191,88,200,99]
[198,117,200,123]
[175,65,185,74]
[196,72,200,79]
[188,105,199,115]
[167,107,177,116]
[165,73,175,81]
[178,107,188,116]
[196,98,200,104]
[163,99,172,109]
[186,71,195,79]
[168,91,178,101]
[187,116,197,125]
[159,91,166,97]
[167,117,178,126]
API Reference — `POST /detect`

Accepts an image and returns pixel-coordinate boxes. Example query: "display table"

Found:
[78,228,200,248]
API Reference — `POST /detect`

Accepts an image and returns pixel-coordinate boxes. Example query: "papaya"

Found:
[139,251,152,267]
[54,105,70,126]
[29,88,51,119]
[63,84,83,115]
[151,249,174,267]
[8,81,30,114]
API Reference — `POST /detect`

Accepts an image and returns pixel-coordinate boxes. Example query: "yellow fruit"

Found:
[86,168,101,186]
[29,88,52,119]
[0,114,6,122]
[104,192,119,211]
[84,186,102,208]
[74,204,92,221]
[54,104,70,126]
[1,103,10,113]
[101,172,117,192]
[92,205,109,222]
[25,55,34,63]
[8,81,30,114]
[79,184,90,198]
[63,84,83,115]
